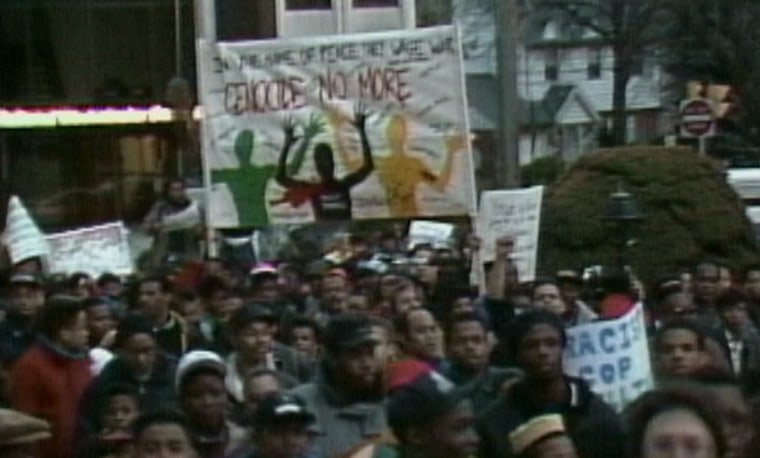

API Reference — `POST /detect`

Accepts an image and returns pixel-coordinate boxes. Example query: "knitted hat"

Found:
[509,414,567,455]
[506,310,566,360]
[0,409,51,445]
[175,350,226,392]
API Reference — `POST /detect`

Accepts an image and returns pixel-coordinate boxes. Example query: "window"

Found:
[545,49,559,81]
[587,47,602,79]
[353,0,399,6]
[286,0,332,10]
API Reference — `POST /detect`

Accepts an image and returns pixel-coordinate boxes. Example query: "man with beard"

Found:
[290,314,386,457]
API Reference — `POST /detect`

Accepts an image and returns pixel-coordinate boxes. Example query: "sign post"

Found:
[679,98,715,155]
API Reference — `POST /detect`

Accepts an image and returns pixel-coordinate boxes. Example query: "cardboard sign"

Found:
[197,26,476,227]
[478,186,543,282]
[46,222,134,277]
[563,304,654,411]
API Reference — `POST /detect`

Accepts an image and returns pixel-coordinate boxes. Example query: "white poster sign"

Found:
[563,304,654,411]
[197,26,476,227]
[46,222,134,277]
[408,220,455,249]
[478,186,543,282]
[4,195,49,264]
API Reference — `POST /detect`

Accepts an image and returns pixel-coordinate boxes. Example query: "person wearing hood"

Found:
[289,313,386,458]
[9,296,92,458]
[477,310,626,458]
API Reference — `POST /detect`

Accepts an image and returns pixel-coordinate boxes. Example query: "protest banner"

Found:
[408,220,455,249]
[4,195,49,264]
[46,222,134,277]
[197,26,476,227]
[477,186,543,282]
[563,304,654,411]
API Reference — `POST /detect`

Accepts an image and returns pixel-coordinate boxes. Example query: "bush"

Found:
[538,146,758,287]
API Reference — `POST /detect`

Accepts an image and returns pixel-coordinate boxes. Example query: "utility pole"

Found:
[495,0,521,188]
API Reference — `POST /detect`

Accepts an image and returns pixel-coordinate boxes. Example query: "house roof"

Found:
[522,3,609,48]
[466,75,600,130]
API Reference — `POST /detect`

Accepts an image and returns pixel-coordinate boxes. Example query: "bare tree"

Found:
[535,0,667,146]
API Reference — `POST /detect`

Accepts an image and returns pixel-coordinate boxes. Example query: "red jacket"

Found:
[10,341,92,458]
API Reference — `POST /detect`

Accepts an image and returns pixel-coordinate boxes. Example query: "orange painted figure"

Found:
[329,108,467,218]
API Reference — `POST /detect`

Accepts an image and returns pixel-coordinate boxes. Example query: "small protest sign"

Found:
[563,304,654,411]
[408,220,455,250]
[478,186,543,282]
[46,222,134,277]
[4,195,49,264]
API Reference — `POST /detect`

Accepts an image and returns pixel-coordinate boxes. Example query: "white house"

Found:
[455,0,666,166]
[273,0,416,37]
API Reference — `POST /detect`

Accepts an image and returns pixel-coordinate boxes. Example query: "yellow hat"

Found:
[509,414,567,455]
[0,409,51,445]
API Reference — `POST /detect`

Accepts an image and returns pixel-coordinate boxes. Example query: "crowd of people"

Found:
[2,213,760,458]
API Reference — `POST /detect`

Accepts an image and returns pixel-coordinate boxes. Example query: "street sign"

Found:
[680,98,715,138]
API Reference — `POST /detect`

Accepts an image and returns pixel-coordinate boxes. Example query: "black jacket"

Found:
[477,376,627,458]
[79,352,178,433]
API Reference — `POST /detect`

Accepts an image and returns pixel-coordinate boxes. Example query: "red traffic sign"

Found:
[680,99,715,138]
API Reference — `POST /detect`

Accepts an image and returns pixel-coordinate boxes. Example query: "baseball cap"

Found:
[509,414,567,455]
[8,273,42,287]
[250,263,278,277]
[175,350,226,392]
[387,371,466,437]
[253,394,315,429]
[323,314,379,355]
[228,304,277,335]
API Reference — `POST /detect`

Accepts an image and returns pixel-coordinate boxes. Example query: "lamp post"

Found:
[603,186,643,269]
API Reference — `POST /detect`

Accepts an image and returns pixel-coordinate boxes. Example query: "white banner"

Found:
[563,304,654,411]
[478,186,543,282]
[46,222,134,277]
[198,26,476,227]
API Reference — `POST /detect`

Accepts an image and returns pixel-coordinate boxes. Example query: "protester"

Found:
[135,275,191,357]
[224,305,313,404]
[0,273,45,366]
[284,316,322,361]
[84,296,118,349]
[382,371,479,458]
[443,312,521,411]
[713,287,760,393]
[478,310,625,458]
[625,386,725,458]
[233,393,317,458]
[176,350,248,458]
[142,177,202,266]
[692,262,722,328]
[240,369,291,426]
[132,411,198,458]
[0,408,52,458]
[81,313,178,431]
[654,320,709,381]
[692,368,753,458]
[291,313,386,457]
[394,308,445,368]
[556,270,597,326]
[10,296,92,458]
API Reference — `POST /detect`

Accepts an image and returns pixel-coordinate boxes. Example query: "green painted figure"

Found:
[211,114,324,226]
